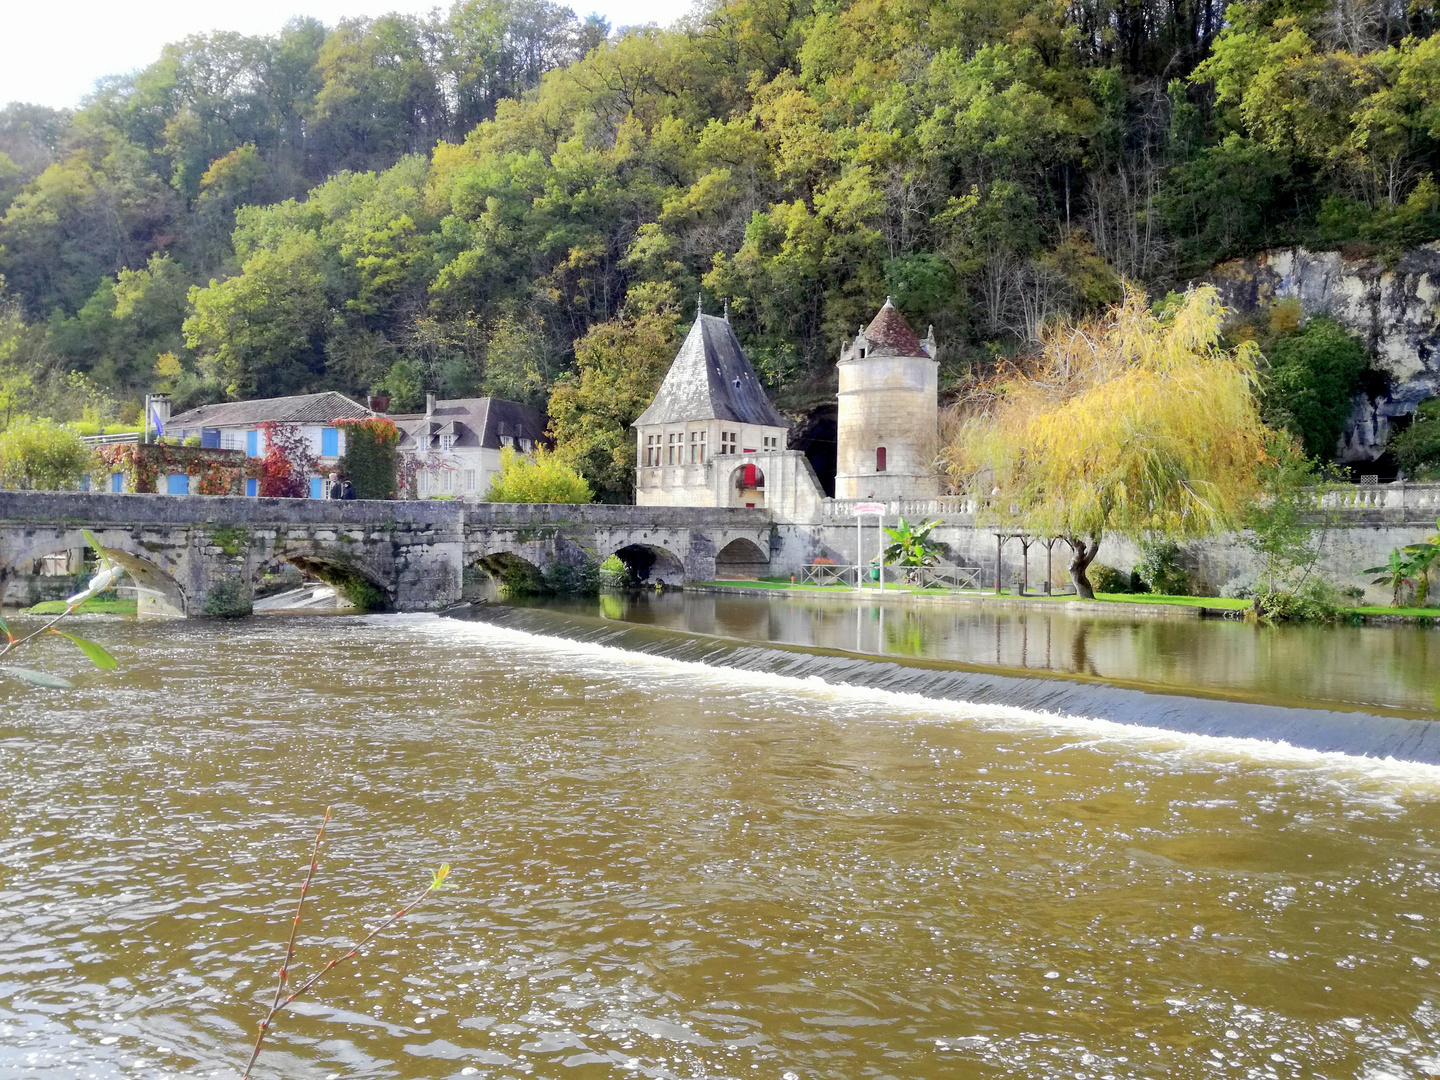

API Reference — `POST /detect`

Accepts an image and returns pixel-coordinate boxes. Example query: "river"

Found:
[1,604,1438,1078]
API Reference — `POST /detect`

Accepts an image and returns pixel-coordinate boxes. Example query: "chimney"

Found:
[151,393,171,430]
[425,392,436,418]
[367,395,390,413]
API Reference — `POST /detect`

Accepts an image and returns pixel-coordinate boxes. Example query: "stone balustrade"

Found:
[822,483,1440,528]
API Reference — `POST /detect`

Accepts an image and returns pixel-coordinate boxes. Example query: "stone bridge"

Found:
[0,492,779,615]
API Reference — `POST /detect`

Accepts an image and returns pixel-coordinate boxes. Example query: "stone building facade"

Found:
[835,298,939,500]
[633,311,795,510]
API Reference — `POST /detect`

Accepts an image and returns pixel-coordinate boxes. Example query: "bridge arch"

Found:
[271,547,394,611]
[0,530,188,617]
[469,550,545,597]
[714,537,769,580]
[611,542,685,586]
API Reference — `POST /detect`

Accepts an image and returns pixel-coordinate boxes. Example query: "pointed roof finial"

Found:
[723,298,729,321]
[884,294,894,307]
[696,293,704,318]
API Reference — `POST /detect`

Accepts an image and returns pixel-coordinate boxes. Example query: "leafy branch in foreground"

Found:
[242,809,452,1080]
[0,529,120,689]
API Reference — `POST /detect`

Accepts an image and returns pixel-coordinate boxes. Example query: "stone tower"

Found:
[835,298,939,500]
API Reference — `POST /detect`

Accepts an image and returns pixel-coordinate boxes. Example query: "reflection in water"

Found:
[558,592,1440,717]
[0,612,1439,1080]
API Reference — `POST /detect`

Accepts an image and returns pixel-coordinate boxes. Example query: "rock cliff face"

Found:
[1207,243,1440,467]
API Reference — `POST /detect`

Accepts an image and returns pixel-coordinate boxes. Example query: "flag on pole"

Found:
[150,407,165,438]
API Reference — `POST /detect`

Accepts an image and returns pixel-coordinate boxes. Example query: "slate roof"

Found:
[394,397,547,452]
[166,391,373,430]
[633,314,788,429]
[860,297,924,357]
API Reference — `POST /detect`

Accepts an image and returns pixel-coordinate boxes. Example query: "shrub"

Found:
[0,417,95,490]
[486,446,591,503]
[1391,398,1440,479]
[1260,317,1369,460]
[182,435,202,447]
[1135,539,1191,595]
[202,578,253,618]
[1252,579,1346,623]
[544,557,600,596]
[1088,563,1131,593]
[338,416,400,499]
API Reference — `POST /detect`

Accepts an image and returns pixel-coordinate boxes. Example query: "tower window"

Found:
[667,432,680,464]
[721,431,737,455]
[876,446,887,472]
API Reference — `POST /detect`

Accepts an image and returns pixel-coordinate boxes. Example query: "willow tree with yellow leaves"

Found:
[947,286,1273,598]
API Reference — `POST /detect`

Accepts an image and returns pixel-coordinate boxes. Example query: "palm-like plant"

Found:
[1363,548,1420,607]
[882,518,944,568]
[0,531,120,688]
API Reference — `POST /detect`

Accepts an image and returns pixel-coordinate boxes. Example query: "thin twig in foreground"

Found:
[240,812,451,1080]
[241,806,330,1080]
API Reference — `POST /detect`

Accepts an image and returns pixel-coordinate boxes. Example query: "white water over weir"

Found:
[454,603,1440,765]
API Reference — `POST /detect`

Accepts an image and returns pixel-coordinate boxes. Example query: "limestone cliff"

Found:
[1207,243,1440,467]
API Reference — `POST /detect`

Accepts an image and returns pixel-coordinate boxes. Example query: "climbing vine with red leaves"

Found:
[256,423,319,498]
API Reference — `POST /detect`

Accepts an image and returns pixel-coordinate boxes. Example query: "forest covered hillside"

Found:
[2,0,1438,497]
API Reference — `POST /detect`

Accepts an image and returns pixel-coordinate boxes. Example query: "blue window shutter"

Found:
[309,476,323,499]
[167,473,189,495]
[246,429,258,457]
[246,478,257,497]
[111,472,124,493]
[321,427,339,456]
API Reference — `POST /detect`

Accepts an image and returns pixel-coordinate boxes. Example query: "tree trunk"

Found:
[1067,535,1101,599]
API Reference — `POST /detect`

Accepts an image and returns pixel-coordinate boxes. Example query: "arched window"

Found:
[876,446,887,472]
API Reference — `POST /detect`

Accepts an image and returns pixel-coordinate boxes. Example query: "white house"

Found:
[155,391,374,496]
[394,395,548,499]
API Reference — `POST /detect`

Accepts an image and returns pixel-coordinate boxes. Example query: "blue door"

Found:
[167,473,189,495]
[246,478,257,497]
[321,427,339,457]
[246,429,259,457]
[111,472,124,493]
[201,428,221,449]
[309,476,323,499]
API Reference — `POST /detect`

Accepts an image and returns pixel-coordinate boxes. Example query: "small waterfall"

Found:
[450,604,1440,765]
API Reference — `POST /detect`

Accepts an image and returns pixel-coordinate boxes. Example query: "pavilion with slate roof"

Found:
[634,309,793,509]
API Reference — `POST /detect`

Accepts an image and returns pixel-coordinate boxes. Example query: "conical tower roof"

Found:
[861,297,924,357]
[633,314,788,428]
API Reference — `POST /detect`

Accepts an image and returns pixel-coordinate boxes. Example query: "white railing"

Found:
[799,562,983,590]
[802,563,861,587]
[80,432,142,447]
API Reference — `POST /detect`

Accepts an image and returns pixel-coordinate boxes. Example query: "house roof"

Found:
[633,314,788,429]
[860,297,924,357]
[394,397,547,452]
[166,391,373,430]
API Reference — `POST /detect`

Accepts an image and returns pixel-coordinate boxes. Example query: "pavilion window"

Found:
[876,446,887,472]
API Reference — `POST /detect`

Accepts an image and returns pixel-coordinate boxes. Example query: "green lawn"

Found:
[1349,605,1440,619]
[1094,592,1252,610]
[24,598,138,616]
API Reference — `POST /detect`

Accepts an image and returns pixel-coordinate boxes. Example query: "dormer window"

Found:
[440,434,454,452]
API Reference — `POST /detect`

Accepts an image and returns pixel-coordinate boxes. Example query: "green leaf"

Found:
[81,530,110,564]
[49,631,118,669]
[0,666,75,689]
[0,612,9,640]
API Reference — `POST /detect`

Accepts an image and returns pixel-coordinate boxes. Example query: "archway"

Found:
[728,462,766,508]
[612,543,685,586]
[276,551,393,612]
[2,535,187,618]
[714,537,769,580]
[469,551,544,599]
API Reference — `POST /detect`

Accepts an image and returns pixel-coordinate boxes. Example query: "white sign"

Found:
[853,502,886,515]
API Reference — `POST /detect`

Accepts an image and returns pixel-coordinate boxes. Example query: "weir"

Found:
[453,602,1440,764]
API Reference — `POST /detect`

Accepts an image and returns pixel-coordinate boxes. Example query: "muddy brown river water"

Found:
[0,605,1438,1079]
